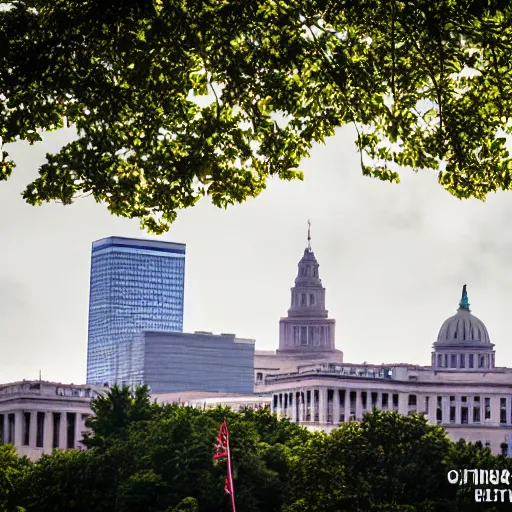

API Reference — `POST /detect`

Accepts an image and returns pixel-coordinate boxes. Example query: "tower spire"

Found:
[459,284,471,311]
[307,219,311,250]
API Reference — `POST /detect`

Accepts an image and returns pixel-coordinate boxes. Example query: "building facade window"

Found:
[473,397,481,423]
[23,412,30,446]
[7,415,14,444]
[501,398,507,424]
[308,326,315,345]
[36,412,45,448]
[485,397,491,420]
[300,327,307,345]
[461,406,468,424]
[52,413,61,449]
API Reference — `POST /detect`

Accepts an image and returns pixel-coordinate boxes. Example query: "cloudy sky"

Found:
[1,124,511,384]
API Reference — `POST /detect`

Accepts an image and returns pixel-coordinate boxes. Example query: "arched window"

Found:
[309,293,315,306]
[301,294,307,306]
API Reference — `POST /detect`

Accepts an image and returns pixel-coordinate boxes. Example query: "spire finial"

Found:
[459,284,471,311]
[307,219,311,250]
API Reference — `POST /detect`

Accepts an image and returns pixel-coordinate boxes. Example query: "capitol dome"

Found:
[431,285,495,370]
[437,310,491,345]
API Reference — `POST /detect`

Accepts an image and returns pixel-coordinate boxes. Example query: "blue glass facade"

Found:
[86,237,186,386]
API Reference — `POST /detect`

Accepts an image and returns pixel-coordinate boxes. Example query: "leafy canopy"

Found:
[5,386,512,512]
[2,0,512,232]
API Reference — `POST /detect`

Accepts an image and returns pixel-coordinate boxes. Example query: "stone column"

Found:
[376,392,382,410]
[333,388,340,425]
[14,411,23,447]
[355,391,363,420]
[75,413,83,449]
[59,412,67,449]
[2,411,9,444]
[398,393,408,416]
[344,392,351,422]
[43,412,53,453]
[319,388,327,425]
[428,394,437,425]
[490,397,500,427]
[29,411,38,448]
[468,397,474,425]
[455,396,461,425]
[292,392,298,423]
[442,396,450,426]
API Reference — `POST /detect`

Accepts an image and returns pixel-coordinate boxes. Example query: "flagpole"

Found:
[225,422,236,512]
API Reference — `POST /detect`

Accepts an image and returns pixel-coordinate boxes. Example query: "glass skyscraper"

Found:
[86,237,186,386]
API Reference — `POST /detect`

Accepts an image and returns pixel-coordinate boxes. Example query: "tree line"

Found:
[0,385,510,511]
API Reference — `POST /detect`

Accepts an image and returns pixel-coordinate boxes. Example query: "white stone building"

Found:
[152,391,271,412]
[0,380,104,460]
[255,235,512,456]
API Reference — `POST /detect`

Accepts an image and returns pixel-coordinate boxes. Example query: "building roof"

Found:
[152,391,251,402]
[436,286,491,345]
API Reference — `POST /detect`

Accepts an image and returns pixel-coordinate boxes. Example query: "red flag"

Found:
[213,421,236,512]
[213,421,229,462]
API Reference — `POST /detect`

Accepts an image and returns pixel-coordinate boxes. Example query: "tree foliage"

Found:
[4,387,512,511]
[0,444,29,512]
[2,1,512,231]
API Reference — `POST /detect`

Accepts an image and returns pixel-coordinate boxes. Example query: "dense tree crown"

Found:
[1,385,512,511]
[2,0,512,231]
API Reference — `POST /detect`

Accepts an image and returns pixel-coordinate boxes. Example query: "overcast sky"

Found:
[1,124,512,384]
